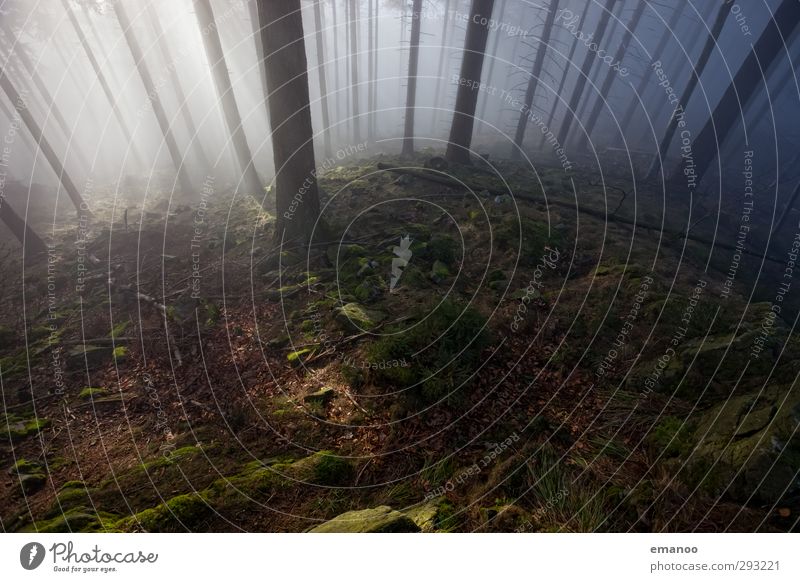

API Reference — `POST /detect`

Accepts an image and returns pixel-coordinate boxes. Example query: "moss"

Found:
[110,320,129,339]
[334,303,386,332]
[429,260,450,283]
[287,347,315,366]
[25,508,116,533]
[1,415,49,441]
[120,492,211,532]
[59,480,87,491]
[647,417,694,458]
[10,458,43,475]
[290,451,354,486]
[112,346,129,360]
[496,217,560,266]
[309,506,420,533]
[78,387,107,399]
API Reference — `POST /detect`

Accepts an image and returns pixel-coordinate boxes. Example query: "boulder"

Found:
[334,303,386,332]
[309,506,420,533]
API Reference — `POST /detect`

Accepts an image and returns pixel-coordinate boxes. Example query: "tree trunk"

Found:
[193,0,263,196]
[113,1,194,195]
[0,198,48,257]
[477,0,507,134]
[432,0,453,131]
[312,0,333,158]
[368,0,376,140]
[331,0,342,142]
[446,0,495,165]
[146,2,211,171]
[401,0,423,157]
[672,0,800,186]
[62,0,145,170]
[349,0,361,142]
[511,0,559,159]
[646,4,727,180]
[0,70,92,217]
[578,2,646,152]
[555,0,616,147]
[617,5,682,138]
[539,0,592,149]
[0,26,91,172]
[247,0,270,125]
[257,0,320,244]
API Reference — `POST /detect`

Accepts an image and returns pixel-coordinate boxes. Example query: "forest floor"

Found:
[1,152,799,532]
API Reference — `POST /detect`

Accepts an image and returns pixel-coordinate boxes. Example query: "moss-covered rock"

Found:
[309,506,420,533]
[1,415,50,441]
[119,492,212,532]
[334,303,386,332]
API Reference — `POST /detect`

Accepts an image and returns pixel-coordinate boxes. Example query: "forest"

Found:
[0,0,799,534]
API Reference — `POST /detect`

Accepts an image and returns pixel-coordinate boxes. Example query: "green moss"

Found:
[110,320,129,339]
[78,387,107,399]
[287,347,315,366]
[647,417,694,458]
[112,346,129,360]
[10,458,43,475]
[120,492,211,532]
[496,217,560,266]
[1,415,49,441]
[25,508,116,533]
[289,451,354,486]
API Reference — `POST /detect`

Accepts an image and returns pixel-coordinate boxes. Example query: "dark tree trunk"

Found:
[555,0,616,147]
[539,0,591,149]
[446,0,495,165]
[0,70,92,217]
[0,198,47,257]
[193,0,263,196]
[146,2,211,171]
[477,0,507,133]
[432,0,453,131]
[348,0,361,142]
[113,1,194,195]
[578,1,646,152]
[401,0,423,157]
[62,0,144,170]
[257,0,320,244]
[646,4,727,180]
[312,0,333,158]
[331,0,342,141]
[617,5,682,138]
[672,0,800,186]
[368,0,376,140]
[511,0,559,159]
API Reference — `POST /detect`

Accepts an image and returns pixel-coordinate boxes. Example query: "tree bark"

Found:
[555,0,616,147]
[477,0,507,134]
[645,4,727,180]
[578,1,646,152]
[401,0,423,157]
[247,0,270,125]
[511,0,559,159]
[257,0,321,244]
[446,0,495,165]
[348,0,361,142]
[193,0,263,196]
[312,0,333,158]
[0,70,92,217]
[0,197,48,257]
[114,1,194,195]
[431,0,453,131]
[672,0,800,186]
[146,2,211,171]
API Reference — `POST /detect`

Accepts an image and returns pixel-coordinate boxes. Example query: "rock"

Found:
[334,303,386,332]
[309,506,420,533]
[303,387,335,405]
[19,472,46,494]
[405,498,443,533]
[430,260,450,283]
[688,384,800,503]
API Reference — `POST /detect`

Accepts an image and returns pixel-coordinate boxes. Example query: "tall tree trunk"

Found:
[313,0,333,158]
[446,0,495,165]
[511,0,559,159]
[247,0,270,125]
[617,5,682,138]
[0,26,91,172]
[401,0,423,157]
[257,0,320,244]
[372,0,379,137]
[539,0,592,149]
[193,0,263,196]
[672,0,800,186]
[646,4,727,180]
[146,2,211,171]
[113,1,194,195]
[349,0,361,142]
[578,1,646,152]
[0,70,92,216]
[477,0,506,134]
[555,0,616,147]
[62,0,144,170]
[432,0,453,131]
[368,0,376,140]
[0,198,47,257]
[331,0,342,142]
